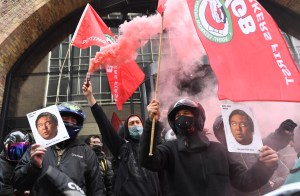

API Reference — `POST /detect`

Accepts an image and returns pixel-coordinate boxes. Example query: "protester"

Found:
[0,129,32,196]
[213,115,295,195]
[85,135,114,196]
[284,125,300,185]
[13,102,103,195]
[139,98,279,196]
[35,112,58,140]
[82,81,161,196]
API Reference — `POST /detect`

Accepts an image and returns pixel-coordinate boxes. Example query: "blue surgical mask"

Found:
[129,125,143,139]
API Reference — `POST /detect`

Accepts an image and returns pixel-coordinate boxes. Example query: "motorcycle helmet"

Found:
[167,98,206,134]
[213,115,227,145]
[57,102,86,139]
[3,129,32,161]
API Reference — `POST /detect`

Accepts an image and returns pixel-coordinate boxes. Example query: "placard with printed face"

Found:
[27,105,69,147]
[221,102,263,154]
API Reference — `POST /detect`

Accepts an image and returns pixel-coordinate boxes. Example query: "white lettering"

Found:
[238,15,256,34]
[271,44,295,85]
[68,182,85,195]
[229,0,256,34]
[81,36,107,45]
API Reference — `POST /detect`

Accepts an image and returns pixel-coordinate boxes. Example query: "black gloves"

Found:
[276,119,297,135]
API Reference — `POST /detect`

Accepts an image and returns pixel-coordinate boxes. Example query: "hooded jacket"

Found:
[139,119,277,196]
[0,151,17,195]
[13,139,103,196]
[90,103,161,196]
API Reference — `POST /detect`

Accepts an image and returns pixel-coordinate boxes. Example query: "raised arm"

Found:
[230,145,279,192]
[13,145,45,191]
[82,80,124,157]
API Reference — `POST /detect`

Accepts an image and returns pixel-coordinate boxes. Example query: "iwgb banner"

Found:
[187,0,300,102]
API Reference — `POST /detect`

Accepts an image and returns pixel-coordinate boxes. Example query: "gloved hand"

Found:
[276,119,297,135]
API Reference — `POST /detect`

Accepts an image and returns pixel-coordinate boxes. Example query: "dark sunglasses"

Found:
[5,142,30,161]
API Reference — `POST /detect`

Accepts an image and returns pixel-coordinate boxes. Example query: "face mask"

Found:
[92,145,102,156]
[175,116,194,134]
[129,125,143,140]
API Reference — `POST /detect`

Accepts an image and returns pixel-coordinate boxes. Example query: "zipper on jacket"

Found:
[199,154,207,182]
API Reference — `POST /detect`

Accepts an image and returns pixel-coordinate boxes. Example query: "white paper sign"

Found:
[221,102,263,154]
[27,105,69,148]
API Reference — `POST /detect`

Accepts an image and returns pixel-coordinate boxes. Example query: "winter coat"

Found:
[98,152,114,196]
[90,103,161,196]
[230,153,289,196]
[229,130,291,196]
[13,139,103,196]
[139,119,277,196]
[0,152,16,196]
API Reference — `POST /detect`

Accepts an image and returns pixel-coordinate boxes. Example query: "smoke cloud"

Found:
[90,0,300,146]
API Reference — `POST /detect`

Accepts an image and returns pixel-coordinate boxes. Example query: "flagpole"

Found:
[55,42,72,105]
[149,12,164,156]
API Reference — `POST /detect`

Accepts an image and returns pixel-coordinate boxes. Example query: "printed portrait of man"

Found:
[228,109,254,145]
[35,112,58,140]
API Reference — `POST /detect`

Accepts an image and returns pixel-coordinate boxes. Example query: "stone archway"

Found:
[0,0,92,116]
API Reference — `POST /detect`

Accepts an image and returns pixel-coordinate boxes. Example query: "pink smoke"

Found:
[89,0,204,73]
[89,0,300,149]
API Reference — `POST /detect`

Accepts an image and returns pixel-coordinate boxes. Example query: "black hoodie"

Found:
[90,103,161,196]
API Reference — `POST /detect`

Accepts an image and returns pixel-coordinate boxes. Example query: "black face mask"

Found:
[175,116,194,134]
[92,145,102,156]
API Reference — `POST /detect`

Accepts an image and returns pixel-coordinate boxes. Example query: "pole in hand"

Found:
[149,12,164,156]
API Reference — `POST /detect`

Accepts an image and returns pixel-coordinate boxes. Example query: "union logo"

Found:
[194,0,233,43]
[105,34,116,44]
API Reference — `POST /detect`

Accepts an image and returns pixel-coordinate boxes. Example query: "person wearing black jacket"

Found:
[139,98,279,196]
[13,102,103,196]
[82,81,161,196]
[85,135,114,196]
[0,129,32,196]
[213,116,296,195]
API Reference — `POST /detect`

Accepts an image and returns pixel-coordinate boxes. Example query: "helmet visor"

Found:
[5,142,30,161]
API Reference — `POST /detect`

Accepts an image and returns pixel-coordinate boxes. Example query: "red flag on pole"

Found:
[157,0,167,14]
[106,61,145,110]
[83,9,145,110]
[187,0,300,102]
[111,112,123,132]
[71,4,108,49]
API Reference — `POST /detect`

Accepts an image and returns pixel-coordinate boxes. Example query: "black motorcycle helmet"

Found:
[57,102,86,140]
[167,98,206,134]
[3,129,33,161]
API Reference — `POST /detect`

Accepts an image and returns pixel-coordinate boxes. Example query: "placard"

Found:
[27,105,69,147]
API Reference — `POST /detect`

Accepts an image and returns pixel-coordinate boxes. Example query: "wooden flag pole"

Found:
[149,12,164,156]
[55,42,72,105]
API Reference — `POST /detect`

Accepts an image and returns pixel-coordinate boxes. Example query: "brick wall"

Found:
[0,0,92,116]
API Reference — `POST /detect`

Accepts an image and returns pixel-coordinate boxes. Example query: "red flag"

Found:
[106,61,145,110]
[187,0,300,102]
[84,12,145,110]
[157,0,167,14]
[111,112,123,132]
[71,4,109,49]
